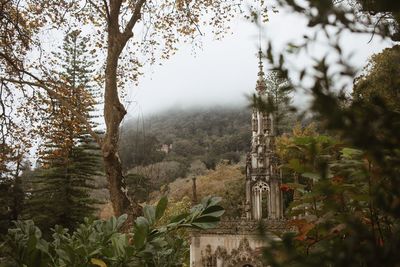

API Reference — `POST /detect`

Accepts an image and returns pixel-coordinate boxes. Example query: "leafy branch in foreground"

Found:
[0,196,224,267]
[253,1,400,266]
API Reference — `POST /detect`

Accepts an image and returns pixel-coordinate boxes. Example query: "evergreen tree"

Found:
[0,148,26,235]
[24,30,102,232]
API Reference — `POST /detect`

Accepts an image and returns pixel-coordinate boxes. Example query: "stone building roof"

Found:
[192,218,295,236]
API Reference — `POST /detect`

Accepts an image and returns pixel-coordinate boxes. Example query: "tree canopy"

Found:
[353,45,400,111]
[0,0,268,222]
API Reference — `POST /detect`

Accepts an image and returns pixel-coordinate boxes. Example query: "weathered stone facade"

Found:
[189,50,290,267]
[245,51,283,220]
[191,235,264,267]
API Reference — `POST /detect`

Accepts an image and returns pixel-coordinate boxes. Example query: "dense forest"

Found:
[120,107,251,171]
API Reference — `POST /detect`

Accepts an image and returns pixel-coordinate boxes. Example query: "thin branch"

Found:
[87,0,108,20]
[367,13,389,43]
[185,2,203,36]
[123,0,146,38]
[102,0,111,22]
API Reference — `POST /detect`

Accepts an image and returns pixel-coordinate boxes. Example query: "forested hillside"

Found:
[120,106,251,168]
[119,107,253,191]
[118,104,298,205]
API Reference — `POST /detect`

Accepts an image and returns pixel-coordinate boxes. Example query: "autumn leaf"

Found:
[90,258,107,267]
[291,219,316,241]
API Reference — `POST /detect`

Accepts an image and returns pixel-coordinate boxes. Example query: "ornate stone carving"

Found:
[215,246,228,261]
[252,181,270,192]
[226,238,263,267]
[200,238,264,267]
[201,244,216,267]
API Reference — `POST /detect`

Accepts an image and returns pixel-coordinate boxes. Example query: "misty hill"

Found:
[118,106,252,194]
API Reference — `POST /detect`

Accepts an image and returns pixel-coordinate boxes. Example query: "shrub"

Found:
[0,196,224,267]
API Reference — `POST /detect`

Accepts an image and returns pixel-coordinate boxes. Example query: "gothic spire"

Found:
[255,48,267,95]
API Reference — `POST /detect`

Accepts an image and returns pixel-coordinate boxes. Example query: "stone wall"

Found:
[189,219,293,267]
[190,234,265,267]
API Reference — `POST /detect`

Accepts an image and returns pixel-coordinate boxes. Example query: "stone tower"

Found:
[245,50,283,220]
[189,51,288,267]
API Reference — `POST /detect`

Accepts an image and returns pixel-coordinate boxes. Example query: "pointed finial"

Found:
[256,48,267,95]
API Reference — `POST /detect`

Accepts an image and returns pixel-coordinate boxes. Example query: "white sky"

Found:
[124,5,392,119]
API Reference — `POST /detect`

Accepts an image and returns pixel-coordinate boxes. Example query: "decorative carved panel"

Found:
[200,238,264,267]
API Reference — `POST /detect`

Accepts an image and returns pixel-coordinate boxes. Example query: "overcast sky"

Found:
[124,5,392,120]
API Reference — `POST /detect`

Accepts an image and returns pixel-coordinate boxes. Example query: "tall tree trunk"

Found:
[102,23,142,223]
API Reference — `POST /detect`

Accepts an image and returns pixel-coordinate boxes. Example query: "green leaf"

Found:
[155,196,168,220]
[288,159,305,173]
[192,215,221,224]
[201,205,225,218]
[189,204,203,217]
[201,196,222,208]
[169,213,190,223]
[110,233,128,257]
[116,214,128,229]
[191,221,219,230]
[143,205,156,225]
[133,217,149,249]
[341,148,363,159]
[109,216,117,231]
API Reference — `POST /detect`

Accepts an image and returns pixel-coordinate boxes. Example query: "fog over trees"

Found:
[1,0,400,266]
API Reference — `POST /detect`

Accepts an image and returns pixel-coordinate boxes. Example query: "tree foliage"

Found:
[0,154,26,235]
[22,30,103,233]
[353,45,400,111]
[0,196,224,267]
[0,0,269,222]
[254,0,400,266]
[119,130,165,171]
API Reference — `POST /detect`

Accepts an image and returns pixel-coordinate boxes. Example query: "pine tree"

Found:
[0,148,25,235]
[24,30,103,232]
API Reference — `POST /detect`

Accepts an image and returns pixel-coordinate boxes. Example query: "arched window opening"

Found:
[252,181,270,220]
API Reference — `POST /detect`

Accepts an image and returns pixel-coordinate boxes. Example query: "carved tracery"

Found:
[201,239,263,267]
[252,181,269,192]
